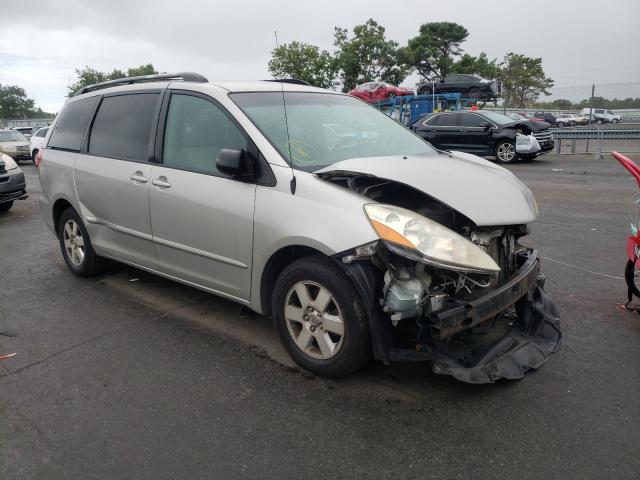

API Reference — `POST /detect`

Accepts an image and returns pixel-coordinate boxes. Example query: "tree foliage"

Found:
[268,41,338,89]
[334,19,409,91]
[401,22,469,80]
[499,53,554,108]
[451,52,500,79]
[534,96,640,110]
[67,64,159,96]
[0,85,35,118]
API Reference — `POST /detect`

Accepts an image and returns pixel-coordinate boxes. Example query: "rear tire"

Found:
[272,255,371,378]
[58,208,103,277]
[0,201,13,212]
[494,140,517,163]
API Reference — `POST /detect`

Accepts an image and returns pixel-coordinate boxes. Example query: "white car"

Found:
[29,127,49,163]
[555,114,580,127]
[580,108,622,124]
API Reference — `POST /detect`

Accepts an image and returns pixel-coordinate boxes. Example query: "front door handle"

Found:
[151,177,171,188]
[130,171,148,183]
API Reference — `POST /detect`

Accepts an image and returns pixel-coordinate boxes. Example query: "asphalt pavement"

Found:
[1,155,639,479]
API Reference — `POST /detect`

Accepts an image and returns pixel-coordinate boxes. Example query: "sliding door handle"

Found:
[130,172,148,183]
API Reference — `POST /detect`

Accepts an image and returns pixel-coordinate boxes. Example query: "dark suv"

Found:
[417,74,501,100]
[533,112,557,126]
[411,110,555,163]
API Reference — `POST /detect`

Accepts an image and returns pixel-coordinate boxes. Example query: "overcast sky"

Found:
[1,0,639,112]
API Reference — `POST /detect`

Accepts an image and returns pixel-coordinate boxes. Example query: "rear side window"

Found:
[89,93,159,161]
[48,97,100,151]
[428,114,457,126]
[36,128,48,138]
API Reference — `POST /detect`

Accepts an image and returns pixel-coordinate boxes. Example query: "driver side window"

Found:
[163,94,247,175]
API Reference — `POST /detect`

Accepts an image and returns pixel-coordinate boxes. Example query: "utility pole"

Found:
[588,84,595,126]
[274,30,279,49]
[586,84,595,152]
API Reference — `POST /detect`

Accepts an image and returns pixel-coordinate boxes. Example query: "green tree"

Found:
[0,85,36,118]
[334,19,409,92]
[268,41,338,89]
[67,64,159,96]
[400,22,469,80]
[451,52,499,79]
[499,53,554,108]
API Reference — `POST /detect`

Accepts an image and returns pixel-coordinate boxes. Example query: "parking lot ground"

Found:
[1,154,639,479]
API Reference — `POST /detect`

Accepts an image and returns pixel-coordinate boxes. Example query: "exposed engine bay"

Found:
[322,172,562,383]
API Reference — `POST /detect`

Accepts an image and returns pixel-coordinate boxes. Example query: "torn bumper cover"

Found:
[430,276,561,383]
[424,251,560,383]
[342,249,561,384]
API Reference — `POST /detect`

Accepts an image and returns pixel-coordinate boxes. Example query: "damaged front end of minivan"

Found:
[318,162,561,384]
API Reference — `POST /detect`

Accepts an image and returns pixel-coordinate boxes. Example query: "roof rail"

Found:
[74,72,208,97]
[263,79,312,86]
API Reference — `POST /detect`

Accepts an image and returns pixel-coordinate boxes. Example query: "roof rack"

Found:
[263,79,311,86]
[74,72,209,97]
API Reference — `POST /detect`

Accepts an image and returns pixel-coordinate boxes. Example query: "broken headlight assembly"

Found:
[364,204,500,274]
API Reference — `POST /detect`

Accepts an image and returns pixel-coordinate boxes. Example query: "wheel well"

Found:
[260,245,325,315]
[52,199,73,234]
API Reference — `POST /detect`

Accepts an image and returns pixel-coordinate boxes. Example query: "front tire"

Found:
[31,149,38,164]
[494,140,517,163]
[58,208,103,277]
[272,255,371,378]
[0,201,13,212]
[625,260,640,300]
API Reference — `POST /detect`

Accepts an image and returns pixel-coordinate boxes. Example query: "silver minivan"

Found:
[39,73,560,383]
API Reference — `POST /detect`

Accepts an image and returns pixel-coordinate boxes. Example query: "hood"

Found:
[505,120,550,132]
[315,152,538,227]
[0,140,30,147]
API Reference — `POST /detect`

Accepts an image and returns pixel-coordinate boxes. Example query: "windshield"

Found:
[479,111,518,126]
[506,113,526,121]
[230,92,434,171]
[0,131,27,142]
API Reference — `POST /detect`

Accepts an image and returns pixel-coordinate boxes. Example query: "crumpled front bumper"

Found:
[425,250,560,383]
[429,272,561,383]
[341,248,561,384]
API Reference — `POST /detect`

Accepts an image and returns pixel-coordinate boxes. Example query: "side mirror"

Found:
[216,149,255,179]
[479,121,491,129]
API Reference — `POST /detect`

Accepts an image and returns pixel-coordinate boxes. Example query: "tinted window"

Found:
[163,94,247,175]
[429,114,457,126]
[89,93,159,161]
[460,113,486,127]
[48,97,99,151]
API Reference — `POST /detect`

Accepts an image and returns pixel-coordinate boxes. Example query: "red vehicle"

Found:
[612,151,640,307]
[348,81,414,103]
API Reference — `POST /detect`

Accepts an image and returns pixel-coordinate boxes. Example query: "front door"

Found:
[456,113,492,153]
[149,92,256,302]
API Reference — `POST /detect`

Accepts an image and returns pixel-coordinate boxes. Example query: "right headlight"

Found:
[364,204,500,274]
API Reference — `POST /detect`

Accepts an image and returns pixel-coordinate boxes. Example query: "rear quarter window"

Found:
[88,93,160,161]
[48,97,100,151]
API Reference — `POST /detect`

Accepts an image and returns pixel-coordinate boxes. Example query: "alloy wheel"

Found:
[497,142,516,162]
[284,281,345,360]
[63,219,85,266]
